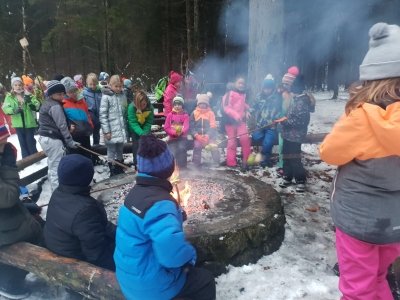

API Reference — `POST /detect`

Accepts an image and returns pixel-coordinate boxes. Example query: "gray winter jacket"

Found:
[99,90,128,144]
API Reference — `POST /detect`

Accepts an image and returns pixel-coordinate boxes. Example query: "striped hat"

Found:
[282,66,300,87]
[137,134,175,179]
[46,80,66,96]
[0,124,10,141]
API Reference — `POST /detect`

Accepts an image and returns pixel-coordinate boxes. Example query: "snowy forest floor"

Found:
[4,91,397,300]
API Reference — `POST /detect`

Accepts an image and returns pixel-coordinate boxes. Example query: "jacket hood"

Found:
[168,71,183,85]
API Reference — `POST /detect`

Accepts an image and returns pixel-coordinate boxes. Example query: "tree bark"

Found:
[21,0,28,74]
[248,0,284,98]
[0,243,124,300]
[186,0,193,63]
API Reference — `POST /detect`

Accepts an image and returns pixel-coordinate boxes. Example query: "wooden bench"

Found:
[0,242,124,299]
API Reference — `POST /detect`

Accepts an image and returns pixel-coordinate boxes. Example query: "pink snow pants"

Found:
[225,122,251,167]
[336,228,400,300]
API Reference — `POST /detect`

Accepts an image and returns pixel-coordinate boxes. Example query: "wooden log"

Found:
[0,242,124,300]
[19,167,48,186]
[17,151,46,171]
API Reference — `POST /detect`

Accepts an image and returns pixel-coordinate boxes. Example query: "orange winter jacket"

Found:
[320,101,400,244]
[320,102,400,165]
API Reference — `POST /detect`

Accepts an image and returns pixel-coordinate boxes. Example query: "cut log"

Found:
[16,151,46,171]
[0,242,124,300]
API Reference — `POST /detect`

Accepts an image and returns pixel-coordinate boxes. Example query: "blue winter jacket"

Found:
[114,174,196,300]
[83,87,102,126]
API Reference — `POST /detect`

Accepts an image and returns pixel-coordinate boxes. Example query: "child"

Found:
[251,74,282,168]
[2,77,40,158]
[222,76,251,170]
[164,95,190,168]
[320,22,400,300]
[60,77,93,159]
[83,73,102,145]
[127,90,154,169]
[190,93,220,167]
[0,129,42,299]
[114,134,216,300]
[38,80,80,191]
[163,71,183,115]
[99,75,128,176]
[44,154,116,271]
[123,78,134,103]
[279,75,314,192]
[73,74,84,90]
[276,66,300,175]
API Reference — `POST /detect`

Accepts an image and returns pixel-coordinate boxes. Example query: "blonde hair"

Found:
[345,78,400,115]
[134,90,149,109]
[86,73,98,85]
[109,75,121,86]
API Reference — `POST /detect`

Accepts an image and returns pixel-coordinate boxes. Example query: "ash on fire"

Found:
[94,169,286,275]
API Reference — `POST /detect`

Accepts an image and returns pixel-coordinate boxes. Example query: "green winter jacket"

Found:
[127,102,154,136]
[0,154,42,246]
[2,93,40,128]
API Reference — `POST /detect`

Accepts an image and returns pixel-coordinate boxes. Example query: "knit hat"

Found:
[0,124,10,141]
[196,93,210,106]
[282,66,299,86]
[46,80,66,96]
[263,74,275,89]
[61,77,78,92]
[73,74,83,82]
[58,154,94,187]
[11,77,22,86]
[99,72,110,82]
[169,71,183,85]
[173,95,184,105]
[22,75,33,87]
[137,134,175,179]
[123,79,132,88]
[360,22,400,81]
[53,74,65,81]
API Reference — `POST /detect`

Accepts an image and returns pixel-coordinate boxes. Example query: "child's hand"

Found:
[70,124,76,133]
[104,133,112,140]
[274,117,288,123]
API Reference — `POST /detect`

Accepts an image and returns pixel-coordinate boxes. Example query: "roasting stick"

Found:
[77,145,135,172]
[215,117,287,147]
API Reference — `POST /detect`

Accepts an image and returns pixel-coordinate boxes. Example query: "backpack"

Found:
[154,76,168,102]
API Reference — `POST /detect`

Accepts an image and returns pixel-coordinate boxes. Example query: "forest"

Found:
[0,0,399,97]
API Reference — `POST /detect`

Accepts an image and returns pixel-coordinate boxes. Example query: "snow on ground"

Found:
[5,90,347,299]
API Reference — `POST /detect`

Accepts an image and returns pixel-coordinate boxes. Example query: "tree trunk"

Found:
[193,0,199,57]
[248,0,284,98]
[0,243,124,300]
[21,0,28,74]
[186,0,193,64]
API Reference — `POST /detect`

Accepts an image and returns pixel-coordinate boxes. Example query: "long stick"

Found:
[77,145,134,171]
[174,183,182,206]
[217,118,287,146]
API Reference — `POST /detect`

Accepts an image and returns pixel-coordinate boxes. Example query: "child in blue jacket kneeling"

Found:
[114,134,216,300]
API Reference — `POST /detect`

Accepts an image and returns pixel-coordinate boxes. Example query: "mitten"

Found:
[14,107,23,114]
[68,140,81,149]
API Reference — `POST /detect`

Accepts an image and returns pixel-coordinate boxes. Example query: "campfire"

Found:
[170,165,224,214]
[96,170,285,274]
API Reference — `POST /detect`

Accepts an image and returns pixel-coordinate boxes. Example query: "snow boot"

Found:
[279,178,292,188]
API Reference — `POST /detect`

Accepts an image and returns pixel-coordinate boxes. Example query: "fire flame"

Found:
[170,164,191,207]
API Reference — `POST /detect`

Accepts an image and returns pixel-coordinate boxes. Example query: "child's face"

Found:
[87,80,97,90]
[263,88,273,95]
[110,81,123,94]
[66,89,79,100]
[175,81,182,89]
[51,92,65,102]
[13,82,24,94]
[139,99,148,111]
[198,103,208,109]
[234,78,246,91]
[173,102,183,111]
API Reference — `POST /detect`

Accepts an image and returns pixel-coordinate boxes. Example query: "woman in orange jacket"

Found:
[319,22,400,300]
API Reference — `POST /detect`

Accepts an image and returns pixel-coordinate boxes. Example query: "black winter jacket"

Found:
[44,185,116,271]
